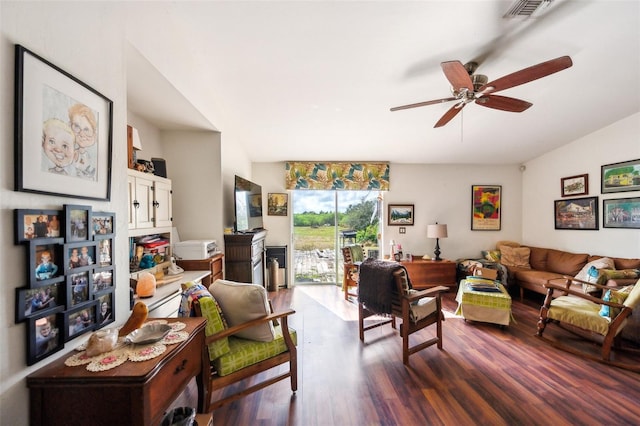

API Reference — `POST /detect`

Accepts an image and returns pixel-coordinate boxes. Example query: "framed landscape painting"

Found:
[603,197,640,229]
[388,204,414,226]
[601,159,640,194]
[554,197,599,230]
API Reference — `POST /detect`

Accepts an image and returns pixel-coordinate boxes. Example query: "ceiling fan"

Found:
[391,56,573,128]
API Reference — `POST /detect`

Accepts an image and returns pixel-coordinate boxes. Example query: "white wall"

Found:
[0,4,129,424]
[522,113,640,257]
[254,162,523,281]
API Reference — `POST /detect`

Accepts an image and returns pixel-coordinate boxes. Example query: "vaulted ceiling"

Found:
[126,0,640,165]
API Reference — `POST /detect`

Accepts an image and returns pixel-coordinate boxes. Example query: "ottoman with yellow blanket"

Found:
[456,278,513,327]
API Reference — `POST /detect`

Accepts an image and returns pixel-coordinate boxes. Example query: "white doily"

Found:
[65,351,100,366]
[86,349,129,372]
[162,331,189,345]
[169,321,186,332]
[144,319,168,326]
[128,343,167,362]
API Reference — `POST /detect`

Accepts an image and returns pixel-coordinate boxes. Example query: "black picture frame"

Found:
[29,238,64,287]
[91,211,115,237]
[92,266,114,295]
[14,209,62,243]
[95,290,115,329]
[64,241,97,274]
[64,302,97,342]
[95,236,113,267]
[601,159,640,194]
[27,307,64,366]
[14,44,113,201]
[388,204,415,226]
[64,204,92,242]
[67,270,92,308]
[603,197,640,229]
[554,196,599,230]
[15,282,65,323]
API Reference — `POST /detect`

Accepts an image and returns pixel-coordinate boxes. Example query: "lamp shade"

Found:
[131,126,143,150]
[427,224,448,239]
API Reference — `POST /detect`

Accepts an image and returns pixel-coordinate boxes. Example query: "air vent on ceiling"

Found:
[504,0,554,18]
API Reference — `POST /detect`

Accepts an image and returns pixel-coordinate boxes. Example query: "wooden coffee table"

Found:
[455,279,513,327]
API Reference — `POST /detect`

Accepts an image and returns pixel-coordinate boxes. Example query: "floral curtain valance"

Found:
[285,162,390,190]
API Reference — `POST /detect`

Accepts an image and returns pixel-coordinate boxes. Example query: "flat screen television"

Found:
[234,175,264,233]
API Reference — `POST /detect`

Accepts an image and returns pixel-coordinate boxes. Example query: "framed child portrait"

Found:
[27,307,64,366]
[14,209,62,243]
[15,282,65,323]
[29,238,64,287]
[14,45,113,201]
[64,302,97,342]
[64,241,97,273]
[95,291,115,329]
[95,236,112,267]
[67,270,92,308]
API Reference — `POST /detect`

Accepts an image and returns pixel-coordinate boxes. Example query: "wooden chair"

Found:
[342,244,364,301]
[537,276,640,371]
[357,258,448,365]
[193,296,297,411]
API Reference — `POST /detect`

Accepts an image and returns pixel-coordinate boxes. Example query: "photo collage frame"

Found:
[14,204,115,365]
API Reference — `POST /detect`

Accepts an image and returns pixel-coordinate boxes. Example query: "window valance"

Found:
[285,162,389,190]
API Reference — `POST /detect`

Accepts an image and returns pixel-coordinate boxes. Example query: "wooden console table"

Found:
[400,258,457,290]
[27,317,206,426]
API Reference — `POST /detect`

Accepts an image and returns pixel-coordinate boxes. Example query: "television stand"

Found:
[224,229,267,287]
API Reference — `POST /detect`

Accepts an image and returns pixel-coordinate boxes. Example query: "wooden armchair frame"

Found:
[359,267,447,365]
[194,300,297,411]
[537,275,640,371]
[342,245,364,301]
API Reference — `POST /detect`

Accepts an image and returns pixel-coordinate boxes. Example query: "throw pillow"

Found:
[499,246,531,268]
[482,250,501,262]
[495,240,520,249]
[596,269,640,285]
[178,281,212,317]
[575,257,615,282]
[209,279,276,342]
[599,286,633,318]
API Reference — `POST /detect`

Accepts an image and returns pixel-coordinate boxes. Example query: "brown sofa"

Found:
[504,246,640,344]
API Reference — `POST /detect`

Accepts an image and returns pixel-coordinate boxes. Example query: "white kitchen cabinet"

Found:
[127,169,172,231]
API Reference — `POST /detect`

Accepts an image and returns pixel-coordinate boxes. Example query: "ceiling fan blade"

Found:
[441,61,473,91]
[390,97,457,111]
[434,103,465,128]
[475,94,532,112]
[478,56,573,94]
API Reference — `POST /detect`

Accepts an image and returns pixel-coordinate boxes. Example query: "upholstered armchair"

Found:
[537,276,640,370]
[358,258,447,365]
[181,280,297,411]
[342,244,365,300]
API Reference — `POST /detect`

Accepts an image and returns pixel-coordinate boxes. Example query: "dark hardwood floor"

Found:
[209,285,640,425]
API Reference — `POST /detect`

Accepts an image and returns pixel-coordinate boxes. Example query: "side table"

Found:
[400,258,457,290]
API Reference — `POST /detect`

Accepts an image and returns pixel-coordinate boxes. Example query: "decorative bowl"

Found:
[125,323,171,345]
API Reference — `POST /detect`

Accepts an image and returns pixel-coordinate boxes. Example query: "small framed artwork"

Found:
[64,204,92,242]
[67,270,92,307]
[603,197,640,229]
[554,197,599,230]
[267,193,288,216]
[95,291,115,328]
[29,238,64,287]
[64,241,96,273]
[388,204,414,226]
[14,209,62,243]
[14,44,113,201]
[15,282,65,323]
[471,185,502,231]
[27,307,64,366]
[601,159,640,194]
[92,267,114,294]
[95,236,113,267]
[91,211,115,236]
[64,302,97,342]
[561,174,588,197]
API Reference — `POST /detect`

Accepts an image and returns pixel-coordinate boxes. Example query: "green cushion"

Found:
[548,296,611,335]
[482,250,501,262]
[596,269,640,285]
[214,325,297,377]
[599,287,632,318]
[349,245,364,263]
[198,296,230,360]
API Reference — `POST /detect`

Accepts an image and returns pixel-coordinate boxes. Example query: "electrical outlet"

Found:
[399,227,406,234]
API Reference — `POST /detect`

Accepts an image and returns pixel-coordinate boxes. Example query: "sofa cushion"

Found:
[590,255,640,271]
[499,246,531,268]
[596,269,640,285]
[209,279,275,342]
[575,257,615,281]
[213,325,297,376]
[528,247,549,271]
[546,249,589,276]
[511,269,564,288]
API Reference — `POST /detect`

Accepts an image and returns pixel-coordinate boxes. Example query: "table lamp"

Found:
[426,223,448,261]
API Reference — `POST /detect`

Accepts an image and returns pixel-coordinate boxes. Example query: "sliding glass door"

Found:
[292,190,380,285]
